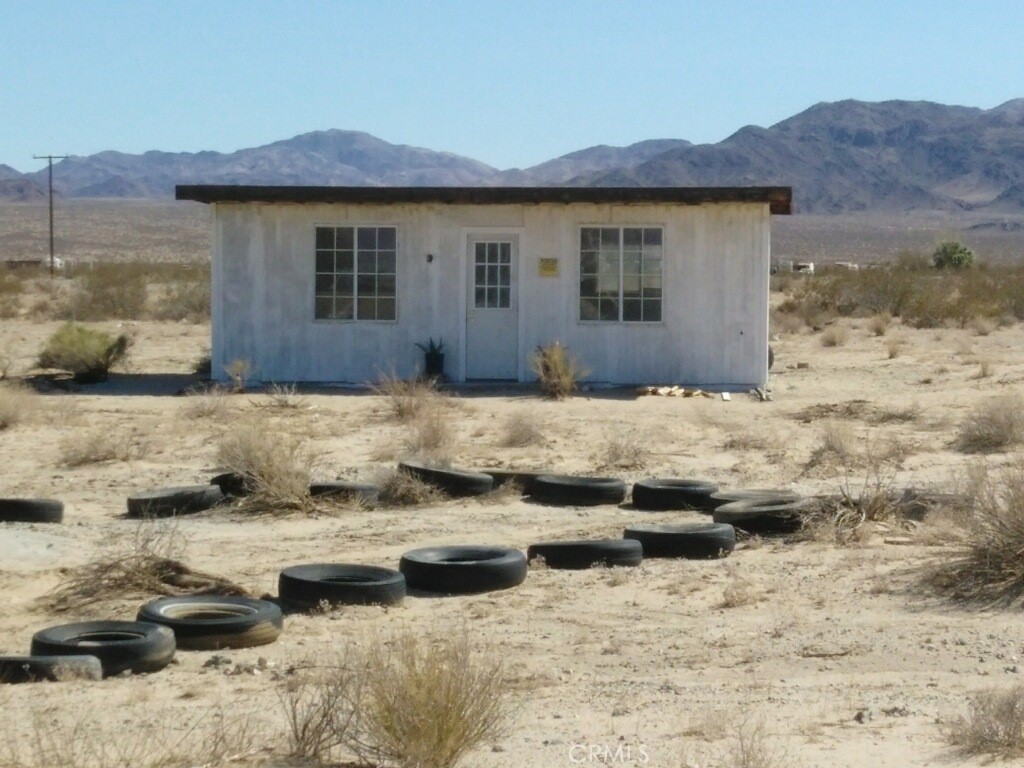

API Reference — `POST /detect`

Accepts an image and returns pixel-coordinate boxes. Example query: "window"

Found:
[473,241,512,308]
[314,226,396,321]
[579,226,662,322]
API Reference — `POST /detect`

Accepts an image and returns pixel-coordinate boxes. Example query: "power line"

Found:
[32,154,68,277]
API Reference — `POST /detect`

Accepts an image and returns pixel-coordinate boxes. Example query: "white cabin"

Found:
[177,186,792,388]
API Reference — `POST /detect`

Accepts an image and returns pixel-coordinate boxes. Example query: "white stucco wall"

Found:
[209,201,771,387]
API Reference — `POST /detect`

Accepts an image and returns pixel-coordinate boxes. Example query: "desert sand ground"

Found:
[2,310,1024,767]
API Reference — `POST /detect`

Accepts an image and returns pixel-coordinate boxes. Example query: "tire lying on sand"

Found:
[526,539,643,570]
[0,655,103,684]
[529,475,627,506]
[632,479,719,512]
[308,482,379,503]
[483,469,550,496]
[713,498,815,535]
[398,461,494,498]
[127,485,224,519]
[399,546,527,595]
[624,523,736,559]
[211,472,252,498]
[136,596,283,650]
[278,564,406,611]
[30,621,175,677]
[0,498,63,524]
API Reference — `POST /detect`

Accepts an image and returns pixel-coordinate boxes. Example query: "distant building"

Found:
[177,185,791,387]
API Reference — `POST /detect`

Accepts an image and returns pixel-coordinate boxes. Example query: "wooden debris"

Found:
[635,386,715,398]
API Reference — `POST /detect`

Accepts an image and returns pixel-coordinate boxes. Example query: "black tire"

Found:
[399,546,527,595]
[624,522,736,559]
[30,621,175,677]
[483,469,549,495]
[278,564,406,611]
[136,596,283,650]
[713,498,814,534]
[0,655,102,684]
[526,539,642,570]
[632,479,719,511]
[0,498,63,524]
[309,482,379,503]
[127,485,225,519]
[211,472,252,498]
[529,475,627,506]
[398,461,494,497]
[768,345,775,371]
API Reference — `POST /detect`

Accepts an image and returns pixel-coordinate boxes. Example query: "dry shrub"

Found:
[67,262,147,320]
[375,469,444,508]
[867,311,892,336]
[280,630,513,768]
[354,631,513,768]
[719,718,790,768]
[182,386,231,420]
[870,402,921,424]
[925,458,1024,605]
[719,574,760,609]
[956,395,1024,453]
[885,336,903,359]
[1,705,262,768]
[599,433,649,470]
[42,522,248,613]
[0,381,38,430]
[151,269,210,322]
[260,382,307,410]
[374,371,444,422]
[58,429,147,467]
[945,684,1024,759]
[404,407,455,464]
[500,413,543,448]
[769,309,805,335]
[37,323,131,380]
[820,324,849,347]
[216,420,317,514]
[970,316,998,337]
[973,359,993,379]
[805,421,854,469]
[531,342,587,399]
[223,358,251,392]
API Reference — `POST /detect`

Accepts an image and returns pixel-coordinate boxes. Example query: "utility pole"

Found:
[32,154,68,277]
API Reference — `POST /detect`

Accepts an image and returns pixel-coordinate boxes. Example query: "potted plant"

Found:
[415,337,445,378]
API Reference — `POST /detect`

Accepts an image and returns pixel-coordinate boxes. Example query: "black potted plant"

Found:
[415,337,445,378]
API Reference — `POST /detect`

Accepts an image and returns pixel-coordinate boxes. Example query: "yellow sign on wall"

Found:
[538,257,559,277]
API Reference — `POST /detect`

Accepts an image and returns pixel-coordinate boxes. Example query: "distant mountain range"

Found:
[4,99,1024,214]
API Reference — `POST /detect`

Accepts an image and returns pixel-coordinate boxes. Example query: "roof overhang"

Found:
[175,185,793,215]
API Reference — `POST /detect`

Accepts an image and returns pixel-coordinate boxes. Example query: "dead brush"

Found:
[598,433,649,470]
[531,342,588,399]
[348,630,514,768]
[373,370,446,422]
[956,394,1024,453]
[41,522,248,614]
[216,420,319,515]
[181,385,232,420]
[0,380,38,430]
[944,684,1024,759]
[499,413,544,448]
[820,324,850,347]
[374,468,444,508]
[57,429,148,467]
[718,718,791,768]
[924,457,1024,605]
[254,382,308,410]
[867,311,893,336]
[403,407,455,464]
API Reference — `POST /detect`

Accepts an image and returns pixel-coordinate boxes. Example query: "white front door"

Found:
[466,237,518,379]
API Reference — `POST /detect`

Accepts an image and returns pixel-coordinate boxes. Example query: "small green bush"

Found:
[37,323,131,382]
[932,241,975,270]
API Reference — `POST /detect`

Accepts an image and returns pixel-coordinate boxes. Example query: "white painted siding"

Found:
[210,201,771,388]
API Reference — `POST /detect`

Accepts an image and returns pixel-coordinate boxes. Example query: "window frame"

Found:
[313,224,398,323]
[577,224,665,325]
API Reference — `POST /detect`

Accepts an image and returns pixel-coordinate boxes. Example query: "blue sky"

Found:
[3,1,1023,173]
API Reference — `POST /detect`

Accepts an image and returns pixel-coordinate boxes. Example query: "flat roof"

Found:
[175,185,792,214]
